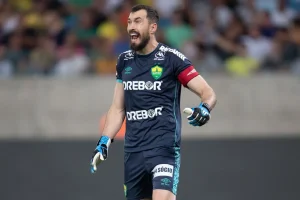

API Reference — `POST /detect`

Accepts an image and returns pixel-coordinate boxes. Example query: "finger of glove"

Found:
[206,114,211,120]
[192,122,199,126]
[100,153,106,161]
[187,108,197,120]
[188,118,198,125]
[190,113,203,124]
[95,145,107,160]
[187,113,193,120]
[100,145,108,160]
[198,116,204,123]
[92,152,102,169]
[188,120,195,126]
[197,118,208,126]
[90,165,96,174]
[190,120,203,126]
[191,115,206,126]
[189,119,200,126]
[188,112,199,121]
[189,114,201,124]
[188,111,200,120]
[201,115,210,123]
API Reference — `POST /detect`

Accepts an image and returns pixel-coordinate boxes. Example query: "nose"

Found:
[128,23,136,32]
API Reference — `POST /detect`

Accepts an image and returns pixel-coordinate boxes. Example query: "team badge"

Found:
[151,65,163,80]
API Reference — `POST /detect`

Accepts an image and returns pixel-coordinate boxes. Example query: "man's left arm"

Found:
[186,75,217,111]
[175,61,217,112]
[178,67,217,126]
[171,49,217,126]
[174,53,217,126]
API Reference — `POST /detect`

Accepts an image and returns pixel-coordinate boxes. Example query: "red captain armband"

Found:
[177,66,199,87]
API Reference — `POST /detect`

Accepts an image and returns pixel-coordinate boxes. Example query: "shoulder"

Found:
[116,50,134,72]
[158,43,188,62]
[117,50,135,61]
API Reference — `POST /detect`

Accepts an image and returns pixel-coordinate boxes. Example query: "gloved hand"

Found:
[183,103,211,126]
[90,135,112,173]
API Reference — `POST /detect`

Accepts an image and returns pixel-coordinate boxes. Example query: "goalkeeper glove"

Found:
[90,135,112,174]
[185,102,211,126]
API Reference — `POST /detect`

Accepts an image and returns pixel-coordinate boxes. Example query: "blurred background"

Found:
[0,0,300,200]
[1,0,300,76]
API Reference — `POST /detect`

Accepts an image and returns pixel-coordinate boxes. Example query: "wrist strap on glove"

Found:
[97,135,113,148]
[200,102,211,112]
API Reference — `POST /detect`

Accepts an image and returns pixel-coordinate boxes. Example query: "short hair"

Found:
[131,4,159,23]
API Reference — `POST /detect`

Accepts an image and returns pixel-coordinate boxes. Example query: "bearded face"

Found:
[129,29,150,51]
[127,10,151,52]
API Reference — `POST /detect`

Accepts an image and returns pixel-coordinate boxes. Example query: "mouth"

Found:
[130,32,140,42]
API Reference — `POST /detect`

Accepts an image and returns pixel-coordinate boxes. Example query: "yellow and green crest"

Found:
[151,65,163,80]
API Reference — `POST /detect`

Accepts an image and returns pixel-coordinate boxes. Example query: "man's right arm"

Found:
[102,82,125,140]
[90,55,125,173]
[90,82,125,173]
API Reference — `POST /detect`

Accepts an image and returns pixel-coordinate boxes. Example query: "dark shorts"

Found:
[123,147,181,200]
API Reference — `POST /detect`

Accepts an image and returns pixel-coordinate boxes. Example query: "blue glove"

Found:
[186,103,211,126]
[90,135,112,174]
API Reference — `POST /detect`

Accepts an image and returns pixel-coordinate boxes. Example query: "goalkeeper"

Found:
[90,4,217,200]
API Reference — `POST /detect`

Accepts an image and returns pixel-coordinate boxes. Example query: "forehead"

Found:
[128,9,147,20]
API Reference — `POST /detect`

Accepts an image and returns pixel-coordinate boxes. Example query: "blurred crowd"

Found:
[0,0,300,78]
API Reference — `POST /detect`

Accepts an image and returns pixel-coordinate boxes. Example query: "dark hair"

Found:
[131,4,159,23]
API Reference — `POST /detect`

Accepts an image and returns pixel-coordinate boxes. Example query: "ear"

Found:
[150,23,157,34]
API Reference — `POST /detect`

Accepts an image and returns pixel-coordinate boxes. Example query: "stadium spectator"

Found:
[0,0,298,77]
[0,45,13,78]
[287,17,300,74]
[164,8,194,50]
[53,32,90,76]
[28,33,56,75]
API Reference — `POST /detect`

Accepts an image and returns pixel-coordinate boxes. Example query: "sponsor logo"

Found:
[159,46,187,61]
[152,164,174,178]
[123,81,162,91]
[124,51,134,60]
[124,66,132,74]
[161,178,171,186]
[126,106,163,121]
[151,65,163,80]
[154,51,165,60]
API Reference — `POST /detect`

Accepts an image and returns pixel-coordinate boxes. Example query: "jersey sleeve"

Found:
[116,54,124,83]
[172,51,199,87]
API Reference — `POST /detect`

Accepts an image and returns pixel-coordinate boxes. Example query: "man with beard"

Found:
[90,4,217,200]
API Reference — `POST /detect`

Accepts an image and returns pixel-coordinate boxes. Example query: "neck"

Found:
[136,39,159,55]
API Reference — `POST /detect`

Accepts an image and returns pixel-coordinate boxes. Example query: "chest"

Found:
[121,56,175,92]
[122,55,174,80]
